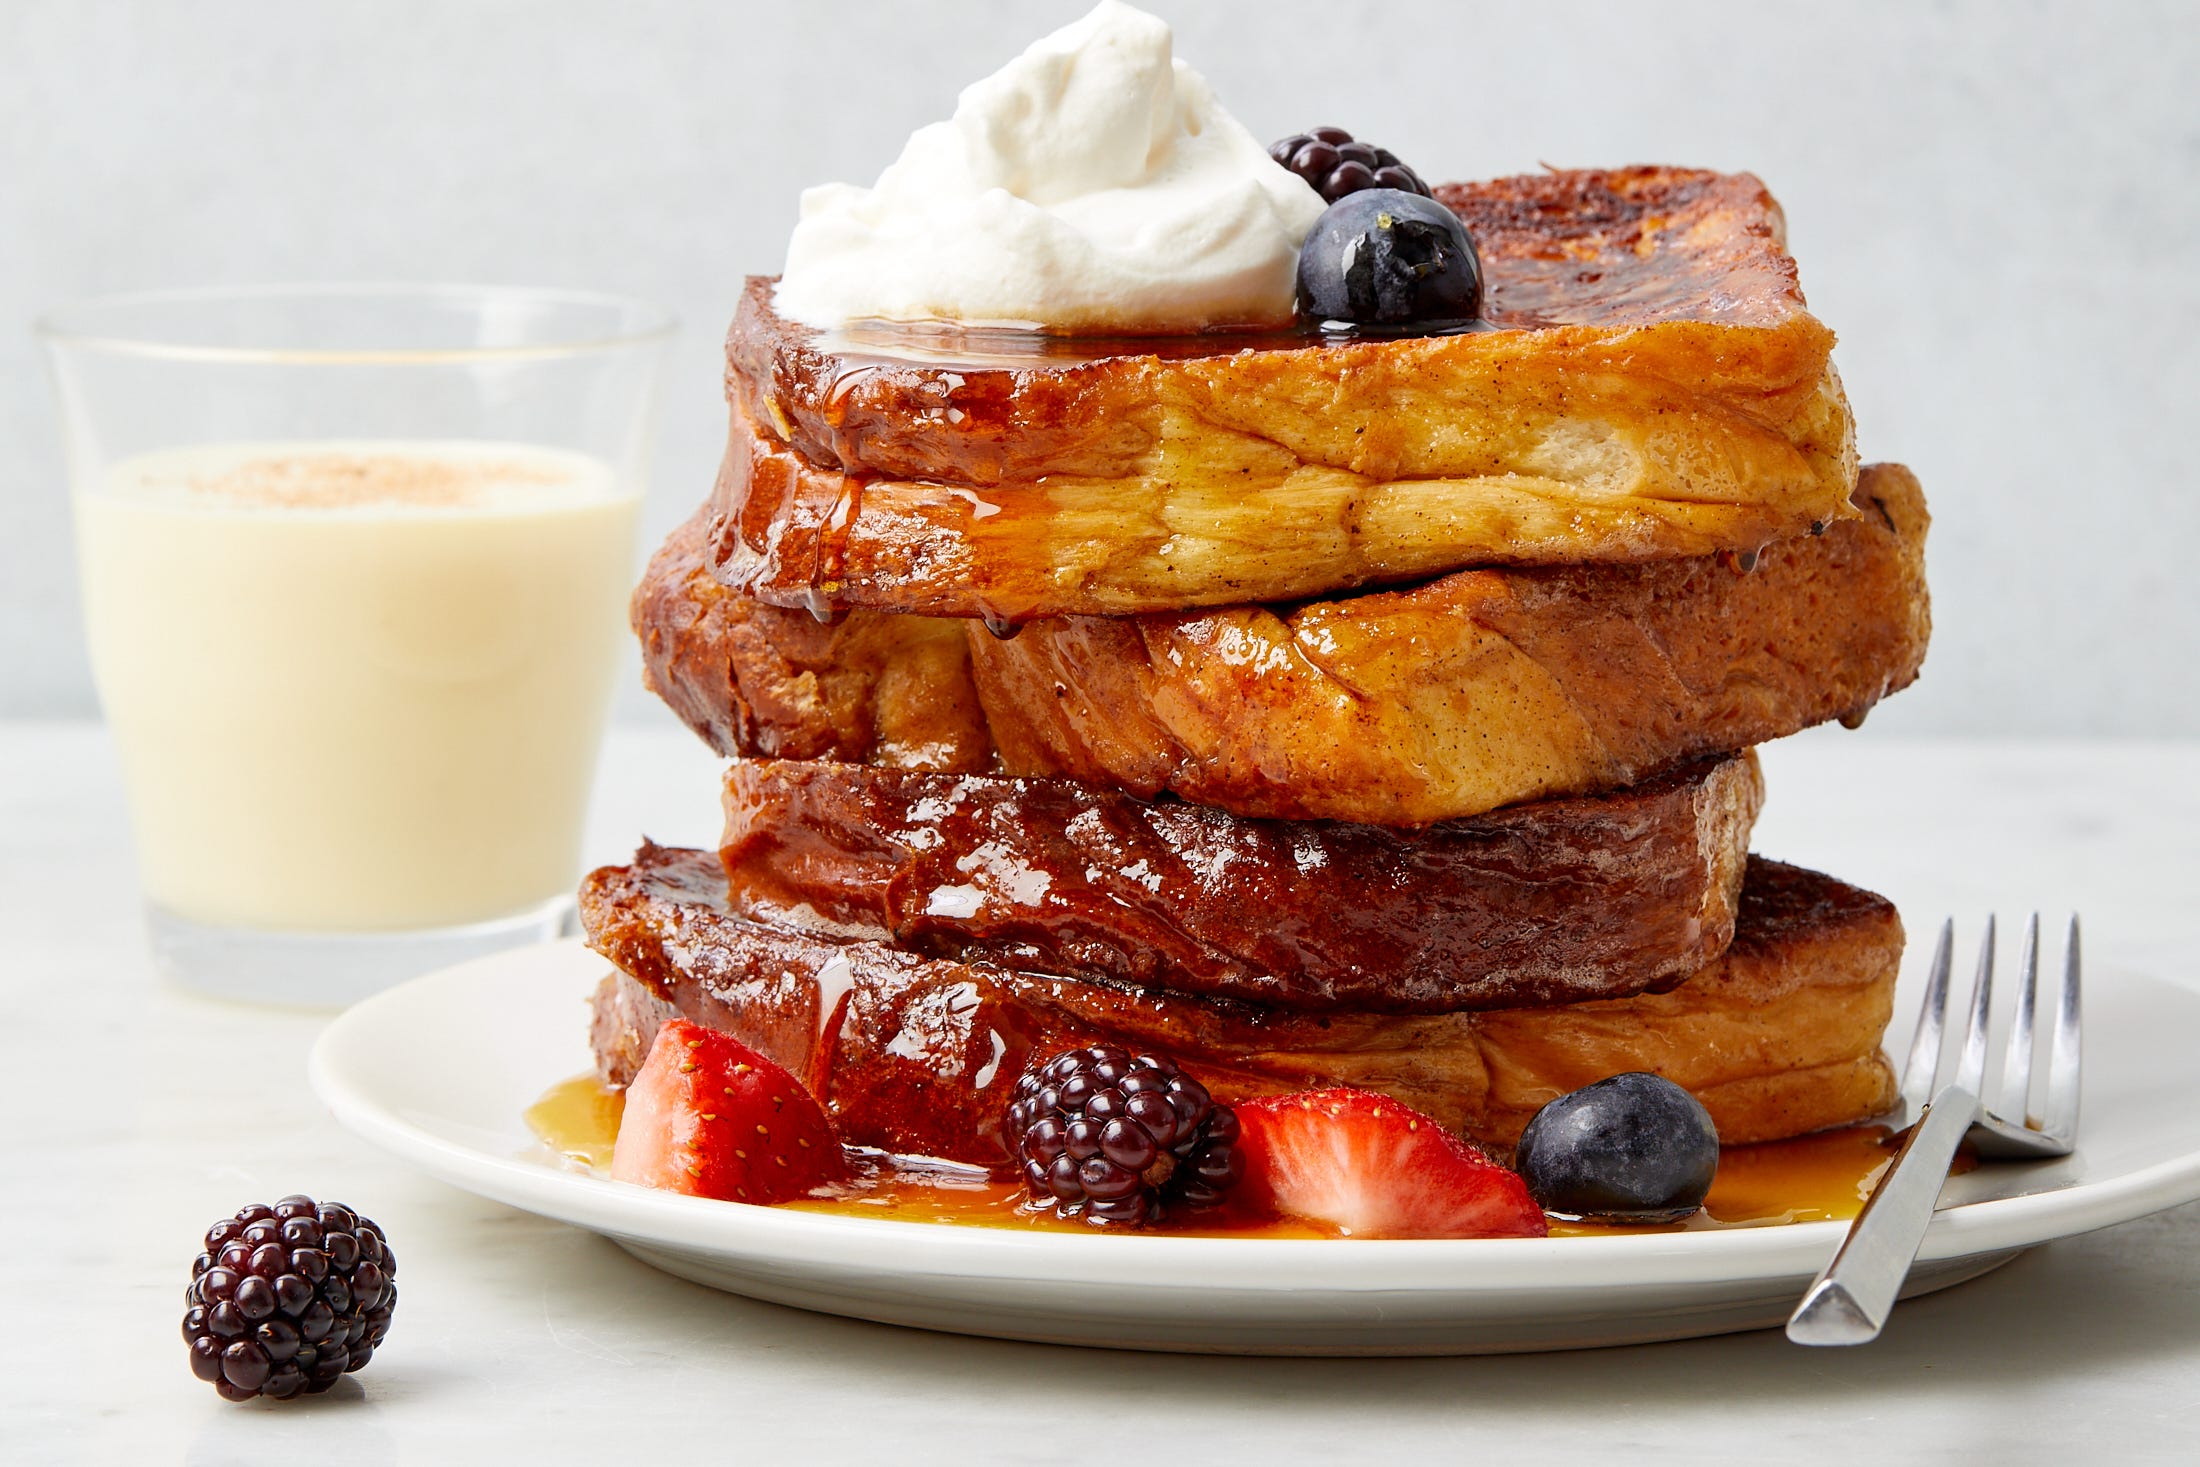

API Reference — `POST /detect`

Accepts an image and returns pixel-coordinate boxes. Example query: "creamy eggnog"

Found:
[76,441,640,930]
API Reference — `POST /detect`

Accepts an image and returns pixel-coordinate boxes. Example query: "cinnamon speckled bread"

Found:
[712,168,1858,621]
[581,847,1900,1166]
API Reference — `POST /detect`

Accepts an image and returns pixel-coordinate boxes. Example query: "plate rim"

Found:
[309,937,2200,1292]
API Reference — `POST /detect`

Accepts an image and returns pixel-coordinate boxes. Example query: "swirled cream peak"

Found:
[773,1,1325,333]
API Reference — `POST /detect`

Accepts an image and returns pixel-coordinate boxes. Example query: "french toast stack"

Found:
[582,167,1931,1172]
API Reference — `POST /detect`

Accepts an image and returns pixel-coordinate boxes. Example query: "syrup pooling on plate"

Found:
[524,1072,627,1172]
[524,1073,1911,1237]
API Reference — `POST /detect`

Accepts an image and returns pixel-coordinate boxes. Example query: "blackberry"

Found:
[1268,126,1431,203]
[183,1195,397,1401]
[1004,1046,1244,1227]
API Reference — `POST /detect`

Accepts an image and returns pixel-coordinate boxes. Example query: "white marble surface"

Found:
[6,719,2200,1463]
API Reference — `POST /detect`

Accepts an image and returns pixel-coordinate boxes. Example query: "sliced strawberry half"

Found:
[609,1019,849,1203]
[1235,1088,1547,1239]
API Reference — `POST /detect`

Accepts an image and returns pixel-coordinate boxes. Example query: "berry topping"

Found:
[1005,1046,1244,1227]
[183,1195,396,1401]
[1268,126,1431,202]
[1513,1072,1721,1222]
[1234,1088,1547,1239]
[609,1019,850,1203]
[1295,188,1483,330]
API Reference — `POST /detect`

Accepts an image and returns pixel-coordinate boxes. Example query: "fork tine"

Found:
[1901,919,1955,1106]
[2004,915,2040,1126]
[2043,915,2083,1140]
[1791,910,2077,1346]
[1954,915,1996,1096]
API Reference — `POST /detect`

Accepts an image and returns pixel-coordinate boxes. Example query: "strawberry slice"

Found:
[1235,1088,1547,1239]
[609,1019,849,1203]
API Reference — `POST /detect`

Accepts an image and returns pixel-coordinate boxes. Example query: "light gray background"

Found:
[4,0,2196,733]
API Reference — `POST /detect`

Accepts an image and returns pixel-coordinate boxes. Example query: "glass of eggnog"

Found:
[38,284,671,1006]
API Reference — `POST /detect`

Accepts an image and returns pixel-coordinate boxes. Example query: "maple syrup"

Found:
[525,1073,1939,1238]
[524,1073,627,1172]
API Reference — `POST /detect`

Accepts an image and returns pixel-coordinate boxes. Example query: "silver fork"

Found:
[1786,914,2082,1346]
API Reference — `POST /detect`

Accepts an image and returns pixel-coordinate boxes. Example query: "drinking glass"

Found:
[38,284,673,1006]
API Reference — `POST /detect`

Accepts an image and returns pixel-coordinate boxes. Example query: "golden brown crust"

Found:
[717,753,1761,1013]
[582,849,1900,1164]
[634,465,1929,824]
[1438,169,1809,329]
[1465,857,1904,1142]
[708,372,1856,619]
[633,508,991,772]
[732,169,1831,479]
[972,463,1930,824]
[714,168,1856,619]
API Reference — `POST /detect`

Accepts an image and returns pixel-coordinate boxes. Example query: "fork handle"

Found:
[1786,1085,1978,1346]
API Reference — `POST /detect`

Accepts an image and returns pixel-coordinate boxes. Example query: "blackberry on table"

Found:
[1268,125,1431,202]
[1004,1046,1244,1227]
[182,1195,397,1401]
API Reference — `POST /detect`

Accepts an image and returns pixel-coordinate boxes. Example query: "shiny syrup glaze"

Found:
[717,755,1756,1014]
[807,315,1497,375]
[585,847,1907,1171]
[527,1074,1938,1239]
[749,168,1804,379]
[722,169,1814,488]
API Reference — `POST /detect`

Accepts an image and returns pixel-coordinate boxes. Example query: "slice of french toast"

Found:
[583,847,1900,1165]
[637,464,1927,825]
[718,753,1760,1013]
[633,508,991,772]
[976,462,1928,823]
[713,167,1857,620]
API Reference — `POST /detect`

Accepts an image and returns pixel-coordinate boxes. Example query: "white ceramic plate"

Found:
[310,939,2200,1355]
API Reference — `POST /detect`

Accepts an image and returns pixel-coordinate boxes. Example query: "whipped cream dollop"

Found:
[773,1,1325,333]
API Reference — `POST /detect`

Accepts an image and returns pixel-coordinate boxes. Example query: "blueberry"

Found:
[1294,189,1482,330]
[1513,1072,1719,1222]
